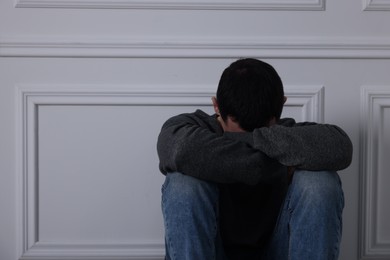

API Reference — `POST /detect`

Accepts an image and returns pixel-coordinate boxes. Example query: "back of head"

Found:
[216,58,284,131]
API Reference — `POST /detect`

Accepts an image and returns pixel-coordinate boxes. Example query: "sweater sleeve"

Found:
[157,111,284,185]
[250,122,353,171]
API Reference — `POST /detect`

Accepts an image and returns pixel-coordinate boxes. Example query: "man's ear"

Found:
[212,97,220,115]
[283,96,287,104]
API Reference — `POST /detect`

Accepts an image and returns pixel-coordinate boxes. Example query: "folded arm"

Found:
[157,111,284,185]
[246,120,353,171]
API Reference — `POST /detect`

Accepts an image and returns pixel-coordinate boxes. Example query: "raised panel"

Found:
[14,0,325,10]
[16,84,323,260]
[38,105,177,242]
[360,86,390,259]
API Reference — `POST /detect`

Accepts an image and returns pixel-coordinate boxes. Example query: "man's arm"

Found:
[157,111,284,185]
[248,121,353,171]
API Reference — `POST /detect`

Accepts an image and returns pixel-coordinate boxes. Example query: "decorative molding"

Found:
[16,84,322,259]
[2,36,390,59]
[359,86,390,259]
[20,242,164,260]
[363,0,390,11]
[285,85,324,123]
[14,0,325,11]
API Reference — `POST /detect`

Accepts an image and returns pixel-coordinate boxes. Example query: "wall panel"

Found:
[360,86,390,259]
[16,84,323,259]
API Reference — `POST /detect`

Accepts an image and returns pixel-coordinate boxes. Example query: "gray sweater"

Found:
[157,109,353,258]
[158,109,352,184]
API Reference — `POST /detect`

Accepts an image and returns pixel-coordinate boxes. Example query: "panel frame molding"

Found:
[284,85,324,123]
[14,0,325,11]
[363,0,390,11]
[2,36,390,59]
[359,86,390,259]
[16,84,323,260]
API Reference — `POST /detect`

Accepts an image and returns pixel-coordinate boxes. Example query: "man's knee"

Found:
[162,172,219,211]
[291,170,344,208]
[161,172,221,260]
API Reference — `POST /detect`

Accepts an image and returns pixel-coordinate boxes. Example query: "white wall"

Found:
[1,0,390,259]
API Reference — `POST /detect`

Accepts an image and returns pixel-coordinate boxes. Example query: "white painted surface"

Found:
[1,1,390,259]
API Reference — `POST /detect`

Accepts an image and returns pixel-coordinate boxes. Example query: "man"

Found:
[157,58,352,259]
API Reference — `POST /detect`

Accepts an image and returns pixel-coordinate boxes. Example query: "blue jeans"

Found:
[161,170,344,260]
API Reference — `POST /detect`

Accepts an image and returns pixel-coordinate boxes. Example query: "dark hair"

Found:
[216,58,284,131]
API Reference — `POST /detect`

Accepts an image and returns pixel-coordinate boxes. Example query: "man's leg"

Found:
[161,172,224,260]
[264,170,344,260]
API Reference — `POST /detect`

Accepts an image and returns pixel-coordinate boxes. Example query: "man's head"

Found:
[213,58,285,132]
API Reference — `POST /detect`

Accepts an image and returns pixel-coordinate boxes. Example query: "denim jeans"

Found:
[161,170,344,260]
